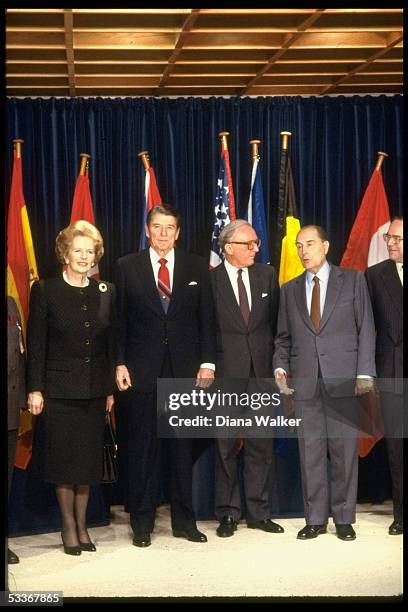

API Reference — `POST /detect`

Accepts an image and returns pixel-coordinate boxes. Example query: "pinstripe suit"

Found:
[366,259,403,521]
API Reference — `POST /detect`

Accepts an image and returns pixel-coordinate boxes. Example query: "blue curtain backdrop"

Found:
[6,95,399,535]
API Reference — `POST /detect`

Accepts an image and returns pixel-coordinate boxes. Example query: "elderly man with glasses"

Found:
[210,219,284,538]
[366,216,404,535]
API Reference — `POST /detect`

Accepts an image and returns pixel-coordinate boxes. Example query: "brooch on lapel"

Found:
[188,281,198,286]
[99,283,107,292]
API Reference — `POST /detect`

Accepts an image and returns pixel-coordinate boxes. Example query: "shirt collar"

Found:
[149,247,175,266]
[224,258,248,276]
[306,260,330,285]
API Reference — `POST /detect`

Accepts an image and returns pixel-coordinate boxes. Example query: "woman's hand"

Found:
[27,391,44,415]
[106,394,115,413]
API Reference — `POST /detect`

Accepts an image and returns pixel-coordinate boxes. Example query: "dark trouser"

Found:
[8,429,18,498]
[127,389,196,535]
[295,382,360,525]
[215,437,273,523]
[381,392,403,522]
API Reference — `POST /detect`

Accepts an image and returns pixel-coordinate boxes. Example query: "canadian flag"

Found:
[70,163,99,279]
[340,167,390,271]
[340,163,390,458]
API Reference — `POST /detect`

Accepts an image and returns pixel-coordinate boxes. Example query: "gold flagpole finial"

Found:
[219,131,230,151]
[79,153,91,176]
[12,139,24,159]
[375,151,388,171]
[280,131,292,151]
[138,151,151,170]
[249,139,261,161]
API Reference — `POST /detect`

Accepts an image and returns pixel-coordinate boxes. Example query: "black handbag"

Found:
[102,412,118,483]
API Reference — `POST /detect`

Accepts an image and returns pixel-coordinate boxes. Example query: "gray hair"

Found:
[219,219,252,252]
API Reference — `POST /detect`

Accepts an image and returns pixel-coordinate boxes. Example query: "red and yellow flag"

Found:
[7,141,39,469]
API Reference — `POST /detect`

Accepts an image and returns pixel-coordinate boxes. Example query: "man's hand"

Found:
[195,367,215,389]
[275,370,295,396]
[106,394,115,412]
[116,365,132,391]
[355,378,376,396]
[27,391,44,415]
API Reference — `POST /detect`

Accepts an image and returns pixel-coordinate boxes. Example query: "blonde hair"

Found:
[55,220,104,264]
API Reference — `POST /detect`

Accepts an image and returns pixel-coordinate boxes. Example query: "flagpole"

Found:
[138,150,151,170]
[280,131,291,151]
[79,153,90,176]
[375,151,388,171]
[13,138,24,158]
[250,139,260,162]
[219,131,230,151]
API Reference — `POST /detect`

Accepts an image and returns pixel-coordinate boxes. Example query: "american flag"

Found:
[209,144,236,268]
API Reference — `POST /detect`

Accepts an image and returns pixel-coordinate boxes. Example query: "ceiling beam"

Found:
[319,32,403,94]
[238,9,326,95]
[64,9,75,96]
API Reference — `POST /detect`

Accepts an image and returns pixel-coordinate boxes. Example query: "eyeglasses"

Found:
[383,234,403,244]
[228,239,261,250]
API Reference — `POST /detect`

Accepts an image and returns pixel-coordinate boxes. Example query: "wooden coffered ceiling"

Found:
[6,8,403,97]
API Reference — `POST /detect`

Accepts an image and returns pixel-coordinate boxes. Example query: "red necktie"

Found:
[237,269,250,326]
[310,275,320,331]
[158,258,171,312]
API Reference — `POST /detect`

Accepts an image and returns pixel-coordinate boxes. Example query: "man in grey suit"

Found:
[7,296,26,564]
[274,225,376,541]
[211,220,283,537]
[366,216,403,535]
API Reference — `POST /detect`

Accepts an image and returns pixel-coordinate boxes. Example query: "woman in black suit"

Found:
[26,220,115,556]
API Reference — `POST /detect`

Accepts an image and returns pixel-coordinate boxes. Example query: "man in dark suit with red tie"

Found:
[366,216,403,535]
[115,204,216,547]
[210,219,283,538]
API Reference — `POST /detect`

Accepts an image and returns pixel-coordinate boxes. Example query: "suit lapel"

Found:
[248,265,262,329]
[137,249,164,315]
[319,265,344,332]
[380,260,403,318]
[215,264,247,329]
[294,272,316,333]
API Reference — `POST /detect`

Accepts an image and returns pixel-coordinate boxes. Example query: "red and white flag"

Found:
[340,164,390,458]
[340,167,390,271]
[139,166,162,250]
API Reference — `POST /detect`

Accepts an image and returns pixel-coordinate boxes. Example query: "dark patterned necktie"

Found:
[237,269,250,326]
[158,258,171,313]
[310,275,320,331]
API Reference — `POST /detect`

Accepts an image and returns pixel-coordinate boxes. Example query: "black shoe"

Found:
[389,520,403,535]
[79,541,97,552]
[297,524,327,540]
[7,548,19,564]
[216,516,238,538]
[61,534,81,556]
[172,527,207,542]
[335,524,356,541]
[247,519,284,534]
[132,534,151,548]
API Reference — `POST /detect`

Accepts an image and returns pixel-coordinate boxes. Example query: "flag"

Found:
[209,139,236,268]
[275,137,303,455]
[245,157,269,264]
[70,161,99,279]
[7,144,39,469]
[139,166,162,251]
[277,146,303,286]
[340,164,390,458]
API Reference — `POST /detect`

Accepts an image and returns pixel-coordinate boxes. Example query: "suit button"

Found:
[84,321,90,327]
[85,357,91,363]
[80,289,85,295]
[85,339,90,345]
[163,338,168,345]
[82,305,88,311]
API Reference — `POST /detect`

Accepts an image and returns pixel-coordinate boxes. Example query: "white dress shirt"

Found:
[224,259,252,310]
[149,247,214,371]
[396,262,403,286]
